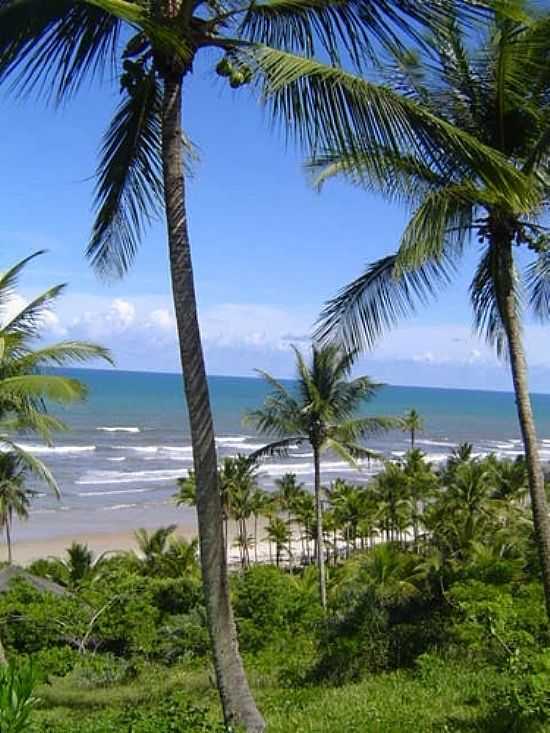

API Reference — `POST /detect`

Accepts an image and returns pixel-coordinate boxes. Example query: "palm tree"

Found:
[264,517,291,569]
[134,525,178,573]
[248,344,397,611]
[315,8,550,618]
[402,449,437,546]
[249,488,272,565]
[0,2,515,727]
[0,454,36,565]
[401,409,424,449]
[294,490,315,564]
[274,473,304,571]
[54,542,111,589]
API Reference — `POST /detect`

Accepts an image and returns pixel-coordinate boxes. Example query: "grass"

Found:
[32,658,550,732]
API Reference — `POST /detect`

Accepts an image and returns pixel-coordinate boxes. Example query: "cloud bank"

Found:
[17,291,550,392]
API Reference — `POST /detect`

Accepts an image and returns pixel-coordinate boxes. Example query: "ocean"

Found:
[13,368,550,542]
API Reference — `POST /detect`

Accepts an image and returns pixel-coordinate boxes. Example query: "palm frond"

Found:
[9,341,114,370]
[525,250,550,323]
[241,0,484,67]
[0,375,87,403]
[249,46,531,204]
[316,253,455,351]
[0,252,45,320]
[470,243,520,358]
[87,67,163,277]
[1,285,66,337]
[248,436,305,461]
[2,439,60,496]
[394,182,479,274]
[0,0,121,102]
[308,147,448,206]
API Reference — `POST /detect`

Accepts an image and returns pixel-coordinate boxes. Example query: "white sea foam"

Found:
[107,457,127,462]
[97,426,140,433]
[417,439,456,448]
[15,443,96,455]
[77,488,152,497]
[102,503,139,511]
[76,467,187,486]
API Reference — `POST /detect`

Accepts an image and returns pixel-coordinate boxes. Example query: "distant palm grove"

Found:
[0,0,549,731]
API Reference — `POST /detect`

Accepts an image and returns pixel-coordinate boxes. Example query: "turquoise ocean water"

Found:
[13,368,550,541]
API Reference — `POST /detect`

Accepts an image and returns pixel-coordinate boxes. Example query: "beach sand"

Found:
[2,519,282,567]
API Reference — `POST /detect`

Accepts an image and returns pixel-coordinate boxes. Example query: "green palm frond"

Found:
[248,436,305,461]
[0,374,88,403]
[0,251,45,318]
[470,243,519,357]
[331,416,399,442]
[525,250,550,322]
[2,439,60,496]
[1,285,66,337]
[393,183,481,274]
[250,46,531,203]
[10,341,114,370]
[316,253,455,351]
[308,147,447,205]
[87,67,163,277]
[241,0,485,66]
[0,0,121,102]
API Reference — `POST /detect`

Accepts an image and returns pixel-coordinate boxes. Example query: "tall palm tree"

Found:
[315,8,550,618]
[0,0,518,726]
[401,409,424,449]
[247,344,397,611]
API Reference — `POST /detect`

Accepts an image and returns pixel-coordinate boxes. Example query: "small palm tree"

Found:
[274,473,305,571]
[134,525,177,574]
[248,344,397,610]
[264,518,291,569]
[0,454,36,565]
[401,409,424,449]
[315,8,550,617]
[55,542,110,589]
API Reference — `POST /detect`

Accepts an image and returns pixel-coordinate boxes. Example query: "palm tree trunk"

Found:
[313,444,327,611]
[161,72,264,733]
[254,515,258,565]
[288,510,293,573]
[499,240,550,619]
[6,519,12,565]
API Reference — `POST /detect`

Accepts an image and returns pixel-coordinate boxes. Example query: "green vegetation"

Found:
[0,447,544,731]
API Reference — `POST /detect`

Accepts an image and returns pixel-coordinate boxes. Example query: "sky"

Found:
[1,51,550,393]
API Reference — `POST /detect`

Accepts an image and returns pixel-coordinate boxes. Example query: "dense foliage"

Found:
[0,447,545,731]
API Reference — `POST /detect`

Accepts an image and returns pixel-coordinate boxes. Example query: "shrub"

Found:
[232,566,320,653]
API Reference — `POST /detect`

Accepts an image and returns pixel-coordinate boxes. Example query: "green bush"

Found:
[24,647,80,682]
[232,566,320,653]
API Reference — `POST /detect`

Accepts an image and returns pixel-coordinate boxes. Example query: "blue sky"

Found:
[1,53,550,393]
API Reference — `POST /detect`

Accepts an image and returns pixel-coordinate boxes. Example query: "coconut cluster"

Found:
[215,57,253,88]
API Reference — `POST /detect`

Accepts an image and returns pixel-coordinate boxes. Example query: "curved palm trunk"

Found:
[161,72,264,732]
[313,445,327,611]
[499,241,550,619]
